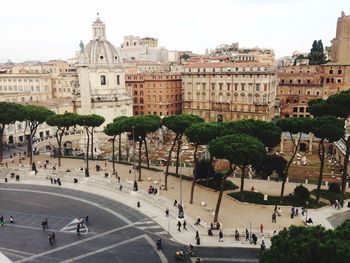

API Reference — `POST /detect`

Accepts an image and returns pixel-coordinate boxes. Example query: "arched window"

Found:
[100,75,106,85]
[140,98,144,104]
[117,75,120,85]
[134,98,138,104]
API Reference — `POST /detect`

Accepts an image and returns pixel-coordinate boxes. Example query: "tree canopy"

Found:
[209,134,265,167]
[220,119,282,148]
[163,114,204,135]
[308,39,327,65]
[260,220,350,263]
[185,122,219,146]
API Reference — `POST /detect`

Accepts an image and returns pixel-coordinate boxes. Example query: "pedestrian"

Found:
[219,229,223,242]
[117,176,121,184]
[0,216,4,226]
[42,220,47,231]
[57,178,61,186]
[15,175,20,182]
[195,231,199,240]
[177,220,181,232]
[80,217,84,227]
[85,215,89,224]
[251,233,257,245]
[77,223,80,235]
[272,212,277,223]
[5,162,8,168]
[194,217,201,226]
[119,185,123,191]
[51,232,55,242]
[235,230,240,241]
[9,216,14,225]
[183,220,187,230]
[50,177,53,184]
[245,228,249,241]
[48,234,53,247]
[260,223,263,233]
[174,200,178,206]
[165,208,169,217]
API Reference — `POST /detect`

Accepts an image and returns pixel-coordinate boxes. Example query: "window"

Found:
[293,107,298,112]
[329,69,333,74]
[99,55,104,60]
[117,75,120,85]
[100,75,106,85]
[338,69,342,74]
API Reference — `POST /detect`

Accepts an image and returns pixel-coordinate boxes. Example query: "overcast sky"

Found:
[0,0,349,62]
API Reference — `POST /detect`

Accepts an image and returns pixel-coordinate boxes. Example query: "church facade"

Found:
[73,16,133,125]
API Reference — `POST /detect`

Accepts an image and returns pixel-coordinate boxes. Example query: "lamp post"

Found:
[178,139,184,219]
[132,126,138,191]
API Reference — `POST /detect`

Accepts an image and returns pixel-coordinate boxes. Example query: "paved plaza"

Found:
[0,154,349,262]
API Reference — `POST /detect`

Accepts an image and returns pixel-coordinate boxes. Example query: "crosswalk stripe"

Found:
[134,221,153,225]
[137,226,162,230]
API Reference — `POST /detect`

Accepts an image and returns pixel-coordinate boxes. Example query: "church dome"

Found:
[84,16,123,65]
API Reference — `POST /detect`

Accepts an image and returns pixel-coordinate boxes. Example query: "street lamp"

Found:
[305,201,309,223]
[132,126,138,192]
[178,139,184,219]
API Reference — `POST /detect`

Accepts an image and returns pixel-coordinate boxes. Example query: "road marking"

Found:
[60,219,88,235]
[154,231,168,235]
[134,220,154,225]
[196,258,258,262]
[15,223,135,263]
[143,234,168,263]
[59,235,147,263]
[0,188,132,225]
[0,247,34,257]
[137,225,163,230]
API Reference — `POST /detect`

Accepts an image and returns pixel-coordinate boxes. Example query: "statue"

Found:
[79,40,84,53]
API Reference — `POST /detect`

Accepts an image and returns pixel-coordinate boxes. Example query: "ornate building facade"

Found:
[182,62,277,122]
[73,16,132,125]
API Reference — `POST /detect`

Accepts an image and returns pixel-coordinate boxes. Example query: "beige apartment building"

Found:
[182,62,277,122]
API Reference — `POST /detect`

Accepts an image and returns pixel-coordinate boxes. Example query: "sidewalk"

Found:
[2,154,349,249]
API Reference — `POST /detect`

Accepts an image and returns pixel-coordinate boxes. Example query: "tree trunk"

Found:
[138,140,143,181]
[175,135,183,178]
[240,165,246,201]
[0,128,4,163]
[85,131,90,177]
[206,154,214,186]
[112,136,116,175]
[57,130,64,167]
[341,137,350,194]
[164,133,179,190]
[213,166,233,223]
[90,128,94,160]
[28,132,33,165]
[144,138,150,168]
[189,144,199,204]
[279,132,301,204]
[118,134,122,161]
[316,139,325,204]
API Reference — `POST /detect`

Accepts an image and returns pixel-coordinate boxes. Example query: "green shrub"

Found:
[294,184,310,201]
[329,182,341,194]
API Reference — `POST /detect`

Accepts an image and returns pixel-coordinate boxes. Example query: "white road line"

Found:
[0,247,34,257]
[137,226,163,230]
[15,223,135,263]
[134,221,154,225]
[154,231,168,235]
[197,258,258,262]
[143,235,168,263]
[0,188,133,225]
[59,235,146,263]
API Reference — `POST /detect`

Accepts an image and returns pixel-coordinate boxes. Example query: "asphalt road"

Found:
[0,184,259,263]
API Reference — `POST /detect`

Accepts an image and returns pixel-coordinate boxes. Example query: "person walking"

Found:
[177,220,182,232]
[77,223,80,235]
[9,216,14,225]
[260,224,264,233]
[195,231,199,240]
[219,229,224,242]
[245,228,249,241]
[0,216,4,226]
[183,220,187,230]
[51,232,55,243]
[85,215,89,225]
[272,212,277,223]
[48,234,53,247]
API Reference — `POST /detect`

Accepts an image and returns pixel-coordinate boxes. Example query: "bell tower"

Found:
[331,11,350,64]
